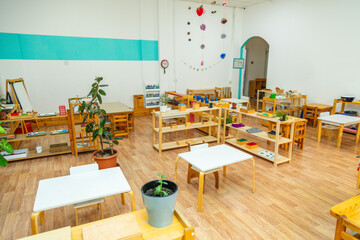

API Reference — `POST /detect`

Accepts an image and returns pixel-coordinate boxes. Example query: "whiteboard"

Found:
[12,81,33,112]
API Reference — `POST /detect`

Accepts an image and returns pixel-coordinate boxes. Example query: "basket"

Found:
[267,132,282,139]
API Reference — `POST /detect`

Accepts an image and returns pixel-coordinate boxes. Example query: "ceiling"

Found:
[180,0,268,8]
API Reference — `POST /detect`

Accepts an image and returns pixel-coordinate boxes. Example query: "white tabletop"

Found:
[318,114,360,126]
[178,144,253,172]
[222,98,248,104]
[33,167,131,212]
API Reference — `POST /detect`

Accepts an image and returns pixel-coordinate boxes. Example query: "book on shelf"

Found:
[1,149,28,160]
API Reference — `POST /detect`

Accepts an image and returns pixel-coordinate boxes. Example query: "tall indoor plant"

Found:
[79,77,122,169]
[0,97,14,167]
[141,174,178,228]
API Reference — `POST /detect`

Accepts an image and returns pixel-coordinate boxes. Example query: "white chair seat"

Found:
[191,166,221,174]
[74,198,104,209]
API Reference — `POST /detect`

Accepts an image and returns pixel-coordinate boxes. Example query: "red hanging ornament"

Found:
[196,5,204,16]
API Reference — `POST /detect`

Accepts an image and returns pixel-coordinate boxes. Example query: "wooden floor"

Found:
[1,115,360,240]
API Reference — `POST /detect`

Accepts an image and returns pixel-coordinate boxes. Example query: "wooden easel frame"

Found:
[6,78,33,113]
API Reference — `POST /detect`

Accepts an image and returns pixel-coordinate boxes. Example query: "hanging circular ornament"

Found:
[187,32,190,35]
[221,18,227,24]
[187,22,191,25]
[188,6,191,10]
[161,59,169,73]
[200,24,206,31]
[200,44,205,49]
[222,0,228,6]
[221,33,226,39]
[211,10,217,14]
[188,38,191,41]
[220,53,226,59]
[201,61,204,66]
[211,1,216,5]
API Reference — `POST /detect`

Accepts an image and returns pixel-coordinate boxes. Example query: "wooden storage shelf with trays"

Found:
[223,108,295,166]
[189,99,227,138]
[152,106,221,153]
[186,87,232,100]
[261,95,307,117]
[165,91,192,108]
[68,98,99,157]
[0,112,71,162]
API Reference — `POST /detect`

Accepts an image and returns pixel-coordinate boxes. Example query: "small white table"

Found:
[174,144,255,212]
[31,167,135,235]
[317,114,360,147]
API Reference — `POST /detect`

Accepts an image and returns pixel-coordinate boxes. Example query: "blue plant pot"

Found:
[141,180,178,228]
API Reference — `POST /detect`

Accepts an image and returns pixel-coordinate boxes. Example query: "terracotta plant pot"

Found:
[92,149,118,169]
[225,129,229,136]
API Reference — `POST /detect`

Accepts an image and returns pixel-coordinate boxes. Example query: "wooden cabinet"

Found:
[133,95,144,109]
[249,78,266,98]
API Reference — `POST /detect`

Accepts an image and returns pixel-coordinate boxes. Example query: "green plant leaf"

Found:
[99,89,106,96]
[0,126,6,134]
[0,139,13,153]
[114,137,123,140]
[98,127,103,136]
[162,191,168,197]
[0,155,7,167]
[99,84,109,87]
[162,181,168,185]
[154,185,161,196]
[97,94,102,104]
[100,118,107,128]
[112,140,119,145]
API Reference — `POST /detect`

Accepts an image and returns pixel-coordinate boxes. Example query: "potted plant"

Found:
[222,115,233,136]
[79,77,122,169]
[159,94,170,112]
[0,97,14,167]
[276,110,288,121]
[141,174,178,228]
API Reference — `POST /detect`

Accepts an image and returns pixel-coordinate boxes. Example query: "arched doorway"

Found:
[238,37,269,104]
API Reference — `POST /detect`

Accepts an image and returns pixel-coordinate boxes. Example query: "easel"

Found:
[5,78,40,133]
[68,98,99,157]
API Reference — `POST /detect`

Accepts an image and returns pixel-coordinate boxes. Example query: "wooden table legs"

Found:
[317,120,322,142]
[31,211,44,235]
[30,191,136,235]
[337,124,344,148]
[127,191,136,212]
[334,218,346,240]
[198,172,205,212]
[356,123,360,143]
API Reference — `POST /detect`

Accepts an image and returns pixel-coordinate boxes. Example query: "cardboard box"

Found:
[170,124,177,130]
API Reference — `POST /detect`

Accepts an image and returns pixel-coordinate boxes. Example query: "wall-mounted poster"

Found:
[233,58,244,69]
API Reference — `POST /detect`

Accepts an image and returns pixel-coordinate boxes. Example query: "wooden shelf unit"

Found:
[152,107,221,153]
[261,95,307,117]
[7,148,71,162]
[333,98,360,114]
[223,109,295,166]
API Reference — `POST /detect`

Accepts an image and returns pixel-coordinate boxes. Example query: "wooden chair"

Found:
[114,114,129,137]
[303,105,318,127]
[187,142,220,190]
[293,120,307,149]
[320,112,339,141]
[69,164,104,225]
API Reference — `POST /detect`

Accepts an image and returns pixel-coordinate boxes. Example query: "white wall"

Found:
[242,0,360,111]
[0,0,159,112]
[159,0,244,98]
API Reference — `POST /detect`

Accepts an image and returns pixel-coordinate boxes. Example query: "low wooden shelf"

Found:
[7,148,71,162]
[223,108,295,166]
[152,107,221,153]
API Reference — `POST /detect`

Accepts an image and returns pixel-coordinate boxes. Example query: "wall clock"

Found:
[161,59,169,74]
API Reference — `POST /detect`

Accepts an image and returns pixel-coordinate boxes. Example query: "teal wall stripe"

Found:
[0,32,158,61]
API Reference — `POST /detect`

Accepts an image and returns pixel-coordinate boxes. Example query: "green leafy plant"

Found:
[221,115,233,130]
[154,174,168,197]
[276,110,288,121]
[0,97,14,167]
[159,94,170,106]
[78,77,122,156]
